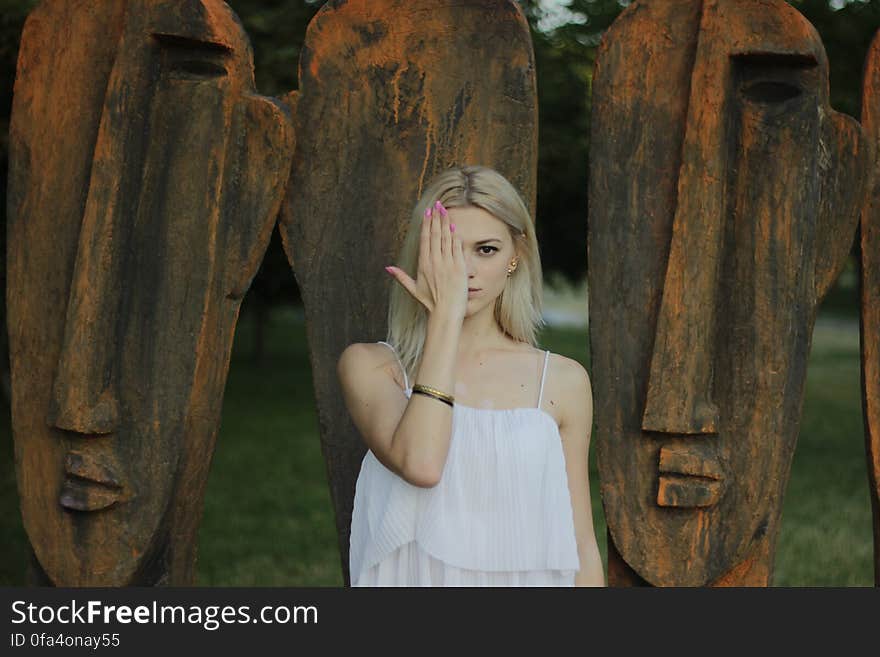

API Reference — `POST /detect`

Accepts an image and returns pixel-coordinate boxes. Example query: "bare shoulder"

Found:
[337,342,404,388]
[339,341,382,365]
[336,342,414,479]
[544,352,593,431]
[548,352,592,399]
[338,341,386,373]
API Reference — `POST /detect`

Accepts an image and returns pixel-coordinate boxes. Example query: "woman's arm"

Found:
[337,201,466,488]
[557,356,605,586]
[338,307,461,488]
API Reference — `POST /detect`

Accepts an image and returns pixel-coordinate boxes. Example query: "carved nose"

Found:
[48,373,120,435]
[641,200,721,427]
[46,260,122,433]
[47,244,122,434]
[640,222,721,434]
[47,136,124,435]
[641,56,723,436]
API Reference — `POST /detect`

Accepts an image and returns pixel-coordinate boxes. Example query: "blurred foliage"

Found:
[794,0,880,118]
[226,0,322,95]
[0,0,875,326]
[0,0,874,588]
[1,305,870,585]
[524,0,879,283]
[522,0,624,285]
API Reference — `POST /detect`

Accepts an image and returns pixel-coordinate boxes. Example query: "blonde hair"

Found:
[386,165,544,382]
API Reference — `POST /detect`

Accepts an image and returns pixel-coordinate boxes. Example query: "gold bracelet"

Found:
[411,383,454,407]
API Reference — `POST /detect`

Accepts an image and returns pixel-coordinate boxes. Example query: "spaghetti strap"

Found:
[377,341,409,391]
[537,350,550,409]
[350,341,580,585]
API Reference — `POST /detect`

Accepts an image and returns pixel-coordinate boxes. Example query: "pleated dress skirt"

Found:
[349,398,580,587]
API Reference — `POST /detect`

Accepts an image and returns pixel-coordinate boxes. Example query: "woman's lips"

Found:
[468,288,481,296]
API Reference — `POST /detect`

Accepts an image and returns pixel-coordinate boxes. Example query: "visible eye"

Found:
[740,80,802,103]
[478,246,499,255]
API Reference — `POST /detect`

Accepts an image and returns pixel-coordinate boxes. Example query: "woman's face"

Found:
[445,205,518,317]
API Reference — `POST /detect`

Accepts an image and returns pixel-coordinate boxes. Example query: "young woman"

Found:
[337,165,603,586]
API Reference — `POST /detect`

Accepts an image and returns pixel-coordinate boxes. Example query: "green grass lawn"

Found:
[0,301,873,586]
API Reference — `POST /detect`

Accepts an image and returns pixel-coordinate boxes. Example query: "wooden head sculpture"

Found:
[861,29,880,587]
[589,0,869,586]
[6,0,294,585]
[277,0,537,585]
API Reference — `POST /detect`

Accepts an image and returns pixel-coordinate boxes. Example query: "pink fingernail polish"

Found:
[450,223,456,232]
[385,266,394,275]
[439,203,448,216]
[424,207,431,218]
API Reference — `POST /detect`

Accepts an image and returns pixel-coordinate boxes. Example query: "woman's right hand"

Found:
[386,200,468,321]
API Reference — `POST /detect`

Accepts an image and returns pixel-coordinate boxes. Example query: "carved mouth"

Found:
[656,444,724,508]
[59,450,124,512]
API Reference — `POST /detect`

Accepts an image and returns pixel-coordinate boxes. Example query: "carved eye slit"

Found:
[168,59,228,79]
[152,32,231,80]
[740,80,802,103]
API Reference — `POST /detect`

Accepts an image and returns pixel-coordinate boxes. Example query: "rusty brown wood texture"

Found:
[589,0,869,586]
[862,29,880,587]
[6,0,294,585]
[277,0,538,585]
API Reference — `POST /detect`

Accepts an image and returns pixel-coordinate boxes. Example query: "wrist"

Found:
[429,302,464,326]
[424,306,461,354]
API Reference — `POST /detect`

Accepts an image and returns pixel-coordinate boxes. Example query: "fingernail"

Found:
[439,203,448,216]
[424,207,431,218]
[450,223,456,232]
[385,266,394,275]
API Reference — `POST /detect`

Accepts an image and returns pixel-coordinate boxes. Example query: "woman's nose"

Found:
[463,252,476,276]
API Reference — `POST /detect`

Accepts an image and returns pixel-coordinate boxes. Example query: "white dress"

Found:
[349,341,580,586]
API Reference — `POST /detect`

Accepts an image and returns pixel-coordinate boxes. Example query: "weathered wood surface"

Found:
[862,29,880,587]
[6,0,294,585]
[589,0,868,586]
[278,0,538,585]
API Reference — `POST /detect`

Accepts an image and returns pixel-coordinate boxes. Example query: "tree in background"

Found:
[226,1,322,362]
[523,0,623,285]
[0,1,874,365]
[528,0,879,284]
[795,0,880,118]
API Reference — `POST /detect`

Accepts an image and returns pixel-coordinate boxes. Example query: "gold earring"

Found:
[507,259,517,277]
